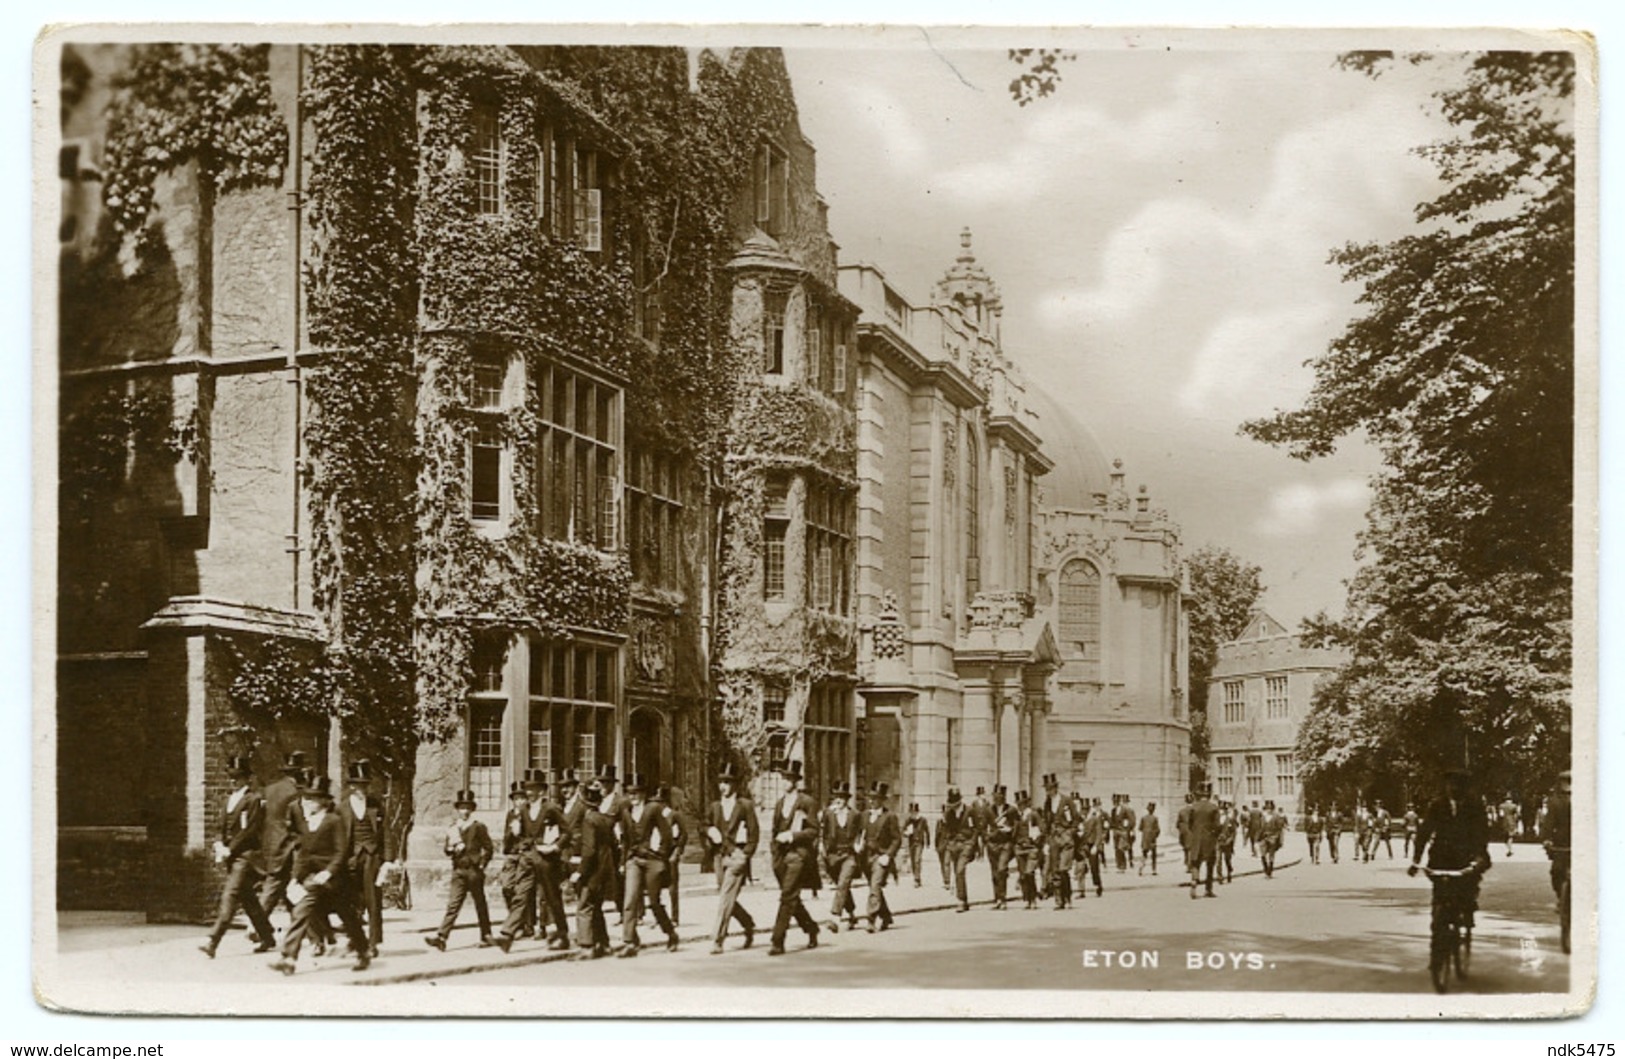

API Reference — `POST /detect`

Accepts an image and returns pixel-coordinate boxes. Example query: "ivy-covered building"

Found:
[54,40,858,915]
[843,234,1193,814]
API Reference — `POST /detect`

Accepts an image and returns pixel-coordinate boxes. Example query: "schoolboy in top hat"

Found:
[768,759,822,955]
[257,749,310,922]
[821,780,861,932]
[425,789,495,951]
[902,801,930,888]
[498,780,530,934]
[1014,790,1043,908]
[596,764,628,921]
[1138,800,1161,876]
[494,768,570,952]
[270,775,372,974]
[570,778,615,959]
[1041,773,1080,909]
[984,784,1019,910]
[617,773,678,956]
[705,761,758,954]
[654,783,687,925]
[939,785,977,913]
[859,781,902,932]
[201,754,278,958]
[338,759,387,953]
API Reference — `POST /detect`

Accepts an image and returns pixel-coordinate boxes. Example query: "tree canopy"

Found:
[1184,544,1264,783]
[1244,51,1577,802]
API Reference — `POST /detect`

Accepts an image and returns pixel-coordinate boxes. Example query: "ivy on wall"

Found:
[102,43,287,237]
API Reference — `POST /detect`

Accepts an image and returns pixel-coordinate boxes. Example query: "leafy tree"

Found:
[1245,51,1576,802]
[1184,545,1264,785]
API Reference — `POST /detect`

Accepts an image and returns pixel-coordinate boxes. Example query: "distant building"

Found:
[1206,610,1349,816]
[844,232,1191,814]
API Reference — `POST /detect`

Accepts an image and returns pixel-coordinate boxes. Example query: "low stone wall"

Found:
[57,826,148,912]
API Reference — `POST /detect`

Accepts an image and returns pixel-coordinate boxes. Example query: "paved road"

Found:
[46,843,1569,1000]
[441,856,1568,995]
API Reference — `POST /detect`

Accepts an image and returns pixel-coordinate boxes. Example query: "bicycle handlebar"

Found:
[1420,865,1479,878]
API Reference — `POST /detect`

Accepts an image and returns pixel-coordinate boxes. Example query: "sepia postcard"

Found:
[32,21,1598,1019]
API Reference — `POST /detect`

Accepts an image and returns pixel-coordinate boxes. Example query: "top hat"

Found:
[558,768,579,788]
[655,784,673,803]
[596,764,619,785]
[718,761,742,783]
[300,774,334,801]
[1015,789,1030,804]
[281,750,309,774]
[975,786,987,796]
[908,802,919,812]
[946,786,962,804]
[869,781,890,799]
[831,780,852,798]
[1042,772,1058,787]
[625,772,647,793]
[522,768,549,790]
[992,784,1007,798]
[508,781,526,799]
[780,760,804,782]
[345,760,373,785]
[226,754,254,777]
[454,789,478,810]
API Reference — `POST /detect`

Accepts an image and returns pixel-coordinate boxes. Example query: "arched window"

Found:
[1058,559,1102,679]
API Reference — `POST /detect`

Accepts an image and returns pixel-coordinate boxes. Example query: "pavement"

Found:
[49,839,1245,986]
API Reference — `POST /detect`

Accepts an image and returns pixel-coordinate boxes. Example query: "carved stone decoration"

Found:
[969,590,1035,630]
[1003,465,1018,524]
[942,420,957,490]
[872,589,906,660]
[1042,526,1116,569]
[632,614,670,684]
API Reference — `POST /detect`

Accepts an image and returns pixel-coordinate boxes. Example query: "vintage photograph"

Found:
[35,23,1594,1018]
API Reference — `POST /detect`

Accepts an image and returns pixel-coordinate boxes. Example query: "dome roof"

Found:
[1026,384,1114,511]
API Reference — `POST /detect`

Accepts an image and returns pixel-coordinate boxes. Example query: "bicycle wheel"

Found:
[1429,922,1451,994]
[1455,924,1471,979]
[1560,877,1571,954]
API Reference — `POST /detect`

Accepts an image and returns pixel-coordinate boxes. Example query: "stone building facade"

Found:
[55,41,1187,917]
[843,234,1191,815]
[1206,610,1349,817]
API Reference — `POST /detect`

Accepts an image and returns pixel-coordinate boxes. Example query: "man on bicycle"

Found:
[1543,771,1572,906]
[1408,767,1492,926]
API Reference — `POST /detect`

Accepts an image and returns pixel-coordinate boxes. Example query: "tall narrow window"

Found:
[1245,754,1264,797]
[573,147,603,252]
[1058,559,1101,678]
[467,633,508,807]
[763,291,787,374]
[754,142,788,234]
[1216,755,1234,797]
[472,103,503,216]
[469,349,511,524]
[805,479,851,614]
[946,718,960,785]
[1266,675,1289,719]
[536,362,618,552]
[806,309,822,387]
[1276,753,1296,796]
[1223,681,1245,724]
[763,476,788,600]
[833,342,847,394]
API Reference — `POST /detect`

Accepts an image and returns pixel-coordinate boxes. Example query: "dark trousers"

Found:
[1189,851,1216,894]
[1219,847,1234,881]
[282,880,368,960]
[352,850,384,946]
[770,852,819,949]
[622,855,674,947]
[945,843,973,907]
[536,855,570,943]
[500,855,537,939]
[1328,832,1342,862]
[1077,845,1103,895]
[1048,839,1074,905]
[575,876,611,952]
[864,857,894,926]
[436,867,492,942]
[1308,834,1322,864]
[208,857,276,948]
[1015,848,1038,904]
[712,849,755,946]
[987,842,1013,904]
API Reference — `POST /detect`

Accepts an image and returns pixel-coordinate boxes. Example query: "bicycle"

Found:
[1546,843,1571,954]
[1419,865,1477,993]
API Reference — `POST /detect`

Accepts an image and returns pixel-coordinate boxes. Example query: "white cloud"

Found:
[1255,478,1369,539]
[841,81,928,173]
[1177,303,1334,415]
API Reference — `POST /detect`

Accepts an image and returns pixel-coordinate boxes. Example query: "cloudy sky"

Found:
[783,39,1474,627]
